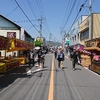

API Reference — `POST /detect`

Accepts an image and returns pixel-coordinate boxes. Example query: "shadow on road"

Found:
[0,65,31,91]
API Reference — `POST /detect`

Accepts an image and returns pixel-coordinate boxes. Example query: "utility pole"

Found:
[49,33,52,46]
[89,0,92,40]
[38,16,43,37]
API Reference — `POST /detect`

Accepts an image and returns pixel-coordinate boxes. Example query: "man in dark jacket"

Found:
[28,49,35,68]
[71,49,78,71]
[37,49,43,68]
[57,50,65,69]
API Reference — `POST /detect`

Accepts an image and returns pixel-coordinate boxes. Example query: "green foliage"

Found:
[35,40,43,46]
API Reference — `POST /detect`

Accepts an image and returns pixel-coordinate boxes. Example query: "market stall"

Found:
[7,38,33,65]
[0,36,20,73]
[0,59,20,73]
[84,38,100,74]
[0,36,9,50]
[80,51,91,68]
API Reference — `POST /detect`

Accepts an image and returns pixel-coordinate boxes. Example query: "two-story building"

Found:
[0,14,34,57]
[79,13,100,45]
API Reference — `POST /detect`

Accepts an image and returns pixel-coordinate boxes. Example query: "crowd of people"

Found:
[0,45,81,71]
[54,46,81,71]
[28,47,47,69]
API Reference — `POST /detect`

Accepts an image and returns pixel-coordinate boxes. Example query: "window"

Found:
[7,32,16,38]
[80,30,89,40]
[75,35,76,40]
[77,34,79,39]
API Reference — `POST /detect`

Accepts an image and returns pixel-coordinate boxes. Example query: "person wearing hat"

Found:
[57,49,65,69]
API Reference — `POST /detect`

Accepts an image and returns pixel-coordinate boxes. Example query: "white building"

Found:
[0,14,32,57]
[69,15,88,46]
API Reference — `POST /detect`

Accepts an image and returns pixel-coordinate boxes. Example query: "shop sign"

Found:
[8,38,33,50]
[85,40,96,48]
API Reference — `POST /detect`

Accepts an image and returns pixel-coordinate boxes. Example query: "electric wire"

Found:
[14,0,39,32]
[60,0,71,30]
[6,6,18,17]
[60,0,77,34]
[67,0,88,34]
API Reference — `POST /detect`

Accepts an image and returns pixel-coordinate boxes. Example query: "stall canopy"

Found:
[0,36,9,50]
[84,38,100,54]
[7,38,34,52]
[73,43,84,50]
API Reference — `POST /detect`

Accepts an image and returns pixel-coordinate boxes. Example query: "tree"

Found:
[35,39,43,47]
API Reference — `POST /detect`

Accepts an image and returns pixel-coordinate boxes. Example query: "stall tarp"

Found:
[84,47,100,55]
[73,43,84,50]
[7,38,34,52]
[84,47,100,51]
[0,36,9,50]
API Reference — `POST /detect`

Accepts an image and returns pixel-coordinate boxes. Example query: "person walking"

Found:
[57,49,65,69]
[54,50,57,59]
[37,48,43,69]
[28,49,35,68]
[71,49,78,71]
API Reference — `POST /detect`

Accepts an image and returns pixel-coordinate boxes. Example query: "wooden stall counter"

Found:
[0,59,20,73]
[14,57,28,65]
[92,61,100,74]
[81,54,91,67]
[0,62,6,73]
[91,55,100,74]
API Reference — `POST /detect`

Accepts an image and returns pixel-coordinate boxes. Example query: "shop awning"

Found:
[7,38,34,52]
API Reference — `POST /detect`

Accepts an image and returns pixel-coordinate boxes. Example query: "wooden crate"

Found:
[81,55,91,67]
[92,63,100,74]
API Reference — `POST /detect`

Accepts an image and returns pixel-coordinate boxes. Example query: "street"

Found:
[0,53,100,100]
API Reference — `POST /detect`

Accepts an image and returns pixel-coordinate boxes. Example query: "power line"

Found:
[14,0,39,32]
[68,0,87,34]
[6,6,18,16]
[67,0,88,34]
[60,0,77,34]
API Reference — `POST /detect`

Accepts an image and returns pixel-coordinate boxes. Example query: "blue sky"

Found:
[0,0,99,42]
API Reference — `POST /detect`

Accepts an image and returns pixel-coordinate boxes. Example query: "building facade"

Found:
[0,14,33,57]
[69,15,88,46]
[79,13,100,45]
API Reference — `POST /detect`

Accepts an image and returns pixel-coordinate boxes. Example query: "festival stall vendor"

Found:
[84,38,100,74]
[7,38,33,65]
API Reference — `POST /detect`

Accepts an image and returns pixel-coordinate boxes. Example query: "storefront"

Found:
[7,38,34,65]
[0,36,20,73]
[0,37,34,73]
[84,38,100,74]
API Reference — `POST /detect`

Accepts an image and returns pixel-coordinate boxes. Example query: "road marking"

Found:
[48,55,54,100]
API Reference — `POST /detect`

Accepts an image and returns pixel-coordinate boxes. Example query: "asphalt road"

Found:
[0,53,100,100]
